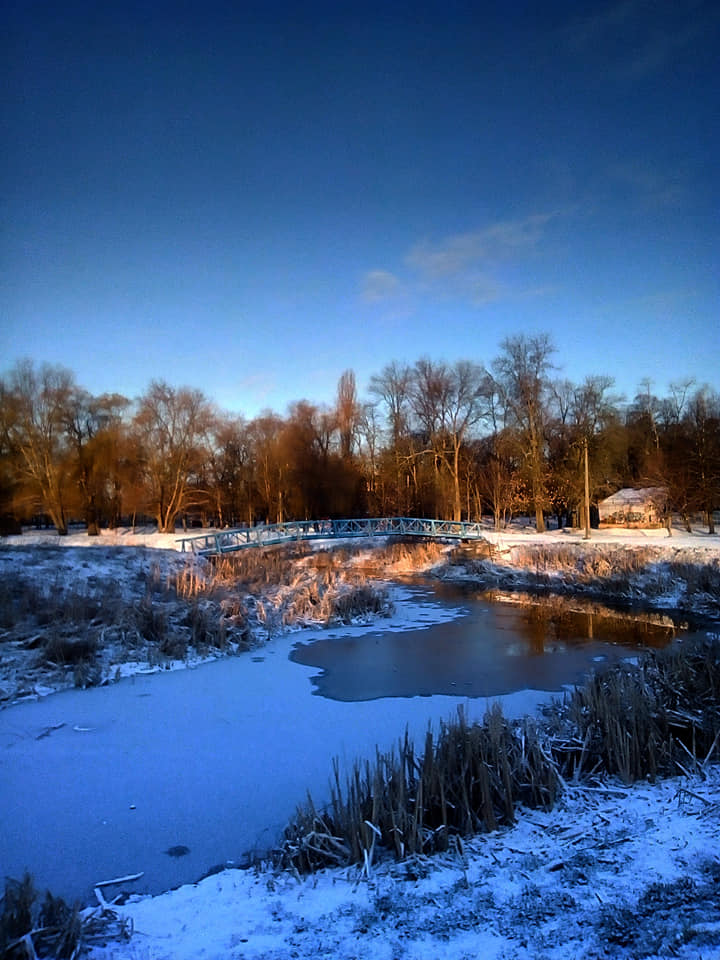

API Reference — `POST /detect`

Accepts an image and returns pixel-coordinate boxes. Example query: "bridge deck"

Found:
[177,517,489,556]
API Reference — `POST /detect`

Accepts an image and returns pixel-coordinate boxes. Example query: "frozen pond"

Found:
[291,581,678,700]
[0,582,689,903]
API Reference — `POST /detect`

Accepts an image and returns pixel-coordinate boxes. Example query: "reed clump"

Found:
[280,705,559,874]
[0,872,81,960]
[482,544,720,612]
[563,634,720,783]
[256,566,392,631]
[211,543,312,589]
[356,538,448,573]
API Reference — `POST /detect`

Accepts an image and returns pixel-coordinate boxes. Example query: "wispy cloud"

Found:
[361,213,559,311]
[361,269,403,302]
[562,0,640,50]
[561,0,719,78]
[405,214,553,281]
[609,161,685,209]
[624,16,714,77]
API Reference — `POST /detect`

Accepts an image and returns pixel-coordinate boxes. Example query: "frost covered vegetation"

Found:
[2,532,719,706]
[2,533,720,958]
[280,632,720,875]
[0,542,394,705]
[444,540,720,615]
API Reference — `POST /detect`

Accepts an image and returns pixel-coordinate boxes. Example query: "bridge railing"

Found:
[177,517,489,556]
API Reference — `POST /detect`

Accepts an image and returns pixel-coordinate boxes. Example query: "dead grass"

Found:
[0,543,394,701]
[352,538,448,573]
[280,705,559,874]
[0,870,129,959]
[190,544,395,633]
[254,566,392,631]
[458,543,720,612]
[559,633,720,783]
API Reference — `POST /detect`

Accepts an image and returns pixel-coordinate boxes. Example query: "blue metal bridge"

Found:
[177,517,489,556]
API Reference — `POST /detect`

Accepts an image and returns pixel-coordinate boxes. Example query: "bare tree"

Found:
[249,413,287,523]
[369,361,413,448]
[335,369,360,461]
[133,381,215,533]
[410,358,490,521]
[548,375,622,529]
[63,389,131,535]
[369,361,414,513]
[0,361,76,534]
[686,386,720,534]
[492,334,555,532]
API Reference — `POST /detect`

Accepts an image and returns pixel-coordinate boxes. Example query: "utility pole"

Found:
[583,436,591,540]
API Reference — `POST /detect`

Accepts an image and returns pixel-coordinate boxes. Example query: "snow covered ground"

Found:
[2,522,719,959]
[3,518,718,553]
[87,766,720,960]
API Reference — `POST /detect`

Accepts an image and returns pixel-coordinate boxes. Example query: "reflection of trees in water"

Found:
[292,586,691,701]
[517,597,677,652]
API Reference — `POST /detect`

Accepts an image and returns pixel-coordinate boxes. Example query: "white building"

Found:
[598,487,667,528]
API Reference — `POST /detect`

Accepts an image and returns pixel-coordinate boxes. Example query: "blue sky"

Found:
[2,0,718,417]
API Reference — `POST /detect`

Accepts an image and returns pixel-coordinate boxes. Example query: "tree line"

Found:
[1,335,718,536]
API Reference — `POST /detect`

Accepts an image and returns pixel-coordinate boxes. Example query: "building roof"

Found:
[599,487,666,508]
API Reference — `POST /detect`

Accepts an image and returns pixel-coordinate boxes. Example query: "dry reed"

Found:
[280,705,559,874]
[281,633,720,874]
[561,633,720,783]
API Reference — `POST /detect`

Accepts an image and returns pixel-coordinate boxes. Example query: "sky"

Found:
[2,0,718,419]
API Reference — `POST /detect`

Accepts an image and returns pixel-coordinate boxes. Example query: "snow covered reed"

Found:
[0,870,129,959]
[450,542,720,614]
[281,633,720,875]
[560,633,720,783]
[280,705,560,874]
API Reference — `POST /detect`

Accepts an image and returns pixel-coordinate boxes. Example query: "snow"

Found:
[2,522,719,959]
[86,767,720,960]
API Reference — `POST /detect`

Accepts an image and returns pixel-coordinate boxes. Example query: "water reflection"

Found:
[290,586,685,702]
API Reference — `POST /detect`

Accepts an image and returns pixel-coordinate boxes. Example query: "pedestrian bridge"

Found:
[177,517,489,557]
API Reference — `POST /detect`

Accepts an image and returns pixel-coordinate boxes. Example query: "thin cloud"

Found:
[361,214,560,312]
[361,269,403,302]
[468,274,504,306]
[406,214,554,280]
[624,17,714,77]
[562,0,642,50]
[609,161,685,209]
[561,0,719,78]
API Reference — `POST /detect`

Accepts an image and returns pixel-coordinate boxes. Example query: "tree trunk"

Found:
[86,494,99,536]
[450,444,462,522]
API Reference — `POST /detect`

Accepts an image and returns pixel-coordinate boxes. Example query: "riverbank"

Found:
[436,533,720,618]
[1,522,718,707]
[85,763,720,960]
[0,535,394,708]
